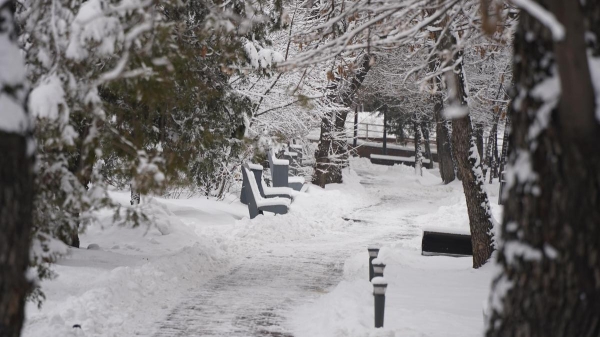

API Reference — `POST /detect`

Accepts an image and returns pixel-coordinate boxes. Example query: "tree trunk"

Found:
[487,1,600,335]
[0,132,33,337]
[0,2,34,336]
[450,116,495,268]
[485,113,499,183]
[434,97,456,183]
[498,114,510,175]
[313,53,373,187]
[422,122,433,169]
[491,122,499,180]
[433,12,494,267]
[474,122,484,164]
[413,117,423,176]
[445,48,495,269]
[427,10,456,184]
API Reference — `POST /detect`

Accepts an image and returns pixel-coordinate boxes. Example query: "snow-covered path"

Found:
[153,163,447,336]
[24,159,495,337]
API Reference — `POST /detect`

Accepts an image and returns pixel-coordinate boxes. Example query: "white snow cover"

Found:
[23,158,503,337]
[244,41,284,69]
[66,0,124,61]
[443,104,469,119]
[28,75,68,121]
[289,158,503,337]
[262,180,297,197]
[355,140,438,154]
[370,276,387,285]
[248,163,264,170]
[422,225,471,236]
[288,176,305,184]
[371,154,431,164]
[23,192,244,337]
[272,157,289,165]
[371,257,385,265]
[244,41,259,69]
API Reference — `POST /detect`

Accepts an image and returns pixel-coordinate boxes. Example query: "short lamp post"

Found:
[498,171,506,205]
[372,258,386,278]
[372,277,388,328]
[368,246,380,281]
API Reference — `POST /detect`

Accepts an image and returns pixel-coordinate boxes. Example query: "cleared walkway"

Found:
[153,165,444,336]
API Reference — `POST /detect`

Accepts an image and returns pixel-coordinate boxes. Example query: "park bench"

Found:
[283,151,299,175]
[241,163,291,219]
[240,163,296,204]
[287,144,304,165]
[268,149,306,191]
[421,227,473,257]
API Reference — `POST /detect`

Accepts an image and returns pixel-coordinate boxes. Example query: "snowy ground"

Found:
[23,158,503,337]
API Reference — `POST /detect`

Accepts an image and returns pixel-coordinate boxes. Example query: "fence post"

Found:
[372,277,388,328]
[368,246,380,281]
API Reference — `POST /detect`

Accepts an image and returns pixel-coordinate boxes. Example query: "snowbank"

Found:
[23,195,239,337]
[289,158,503,337]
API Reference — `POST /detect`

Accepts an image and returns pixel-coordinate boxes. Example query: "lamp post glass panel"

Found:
[372,277,388,328]
[368,246,380,281]
[372,258,386,278]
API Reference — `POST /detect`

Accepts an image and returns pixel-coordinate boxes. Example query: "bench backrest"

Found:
[268,149,289,188]
[242,164,262,219]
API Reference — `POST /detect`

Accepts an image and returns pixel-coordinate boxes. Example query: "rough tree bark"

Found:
[485,112,499,183]
[413,115,424,176]
[433,93,456,183]
[474,122,485,163]
[439,25,494,268]
[421,121,433,169]
[427,11,455,184]
[498,114,510,175]
[0,1,34,336]
[487,1,600,336]
[313,53,373,187]
[447,70,495,268]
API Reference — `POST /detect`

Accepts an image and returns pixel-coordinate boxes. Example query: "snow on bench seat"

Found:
[244,166,291,208]
[262,183,298,198]
[248,163,263,170]
[353,139,438,154]
[272,157,289,166]
[370,154,431,164]
[288,176,305,184]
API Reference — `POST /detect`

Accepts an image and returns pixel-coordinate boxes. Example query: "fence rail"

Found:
[344,121,505,144]
[344,121,437,146]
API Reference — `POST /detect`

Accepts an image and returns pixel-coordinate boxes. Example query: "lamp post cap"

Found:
[371,277,388,286]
